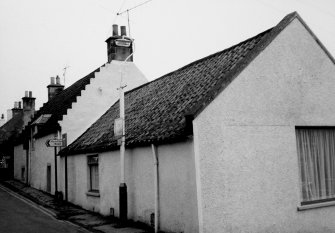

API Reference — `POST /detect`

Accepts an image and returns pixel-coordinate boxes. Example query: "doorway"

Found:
[46,164,51,193]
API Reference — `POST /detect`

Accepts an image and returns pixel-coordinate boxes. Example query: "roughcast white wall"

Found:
[64,140,198,233]
[194,18,335,233]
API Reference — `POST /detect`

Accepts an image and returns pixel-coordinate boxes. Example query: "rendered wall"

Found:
[13,144,25,181]
[28,61,146,196]
[29,134,58,194]
[59,61,147,145]
[193,18,335,233]
[64,140,198,233]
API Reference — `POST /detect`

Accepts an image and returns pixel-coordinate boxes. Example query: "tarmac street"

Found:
[0,186,87,233]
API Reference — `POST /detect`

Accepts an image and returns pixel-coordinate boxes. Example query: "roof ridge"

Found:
[125,27,275,96]
[61,11,303,155]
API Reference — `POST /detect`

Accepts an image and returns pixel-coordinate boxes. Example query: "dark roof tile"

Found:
[0,112,24,145]
[62,12,299,155]
[29,66,103,137]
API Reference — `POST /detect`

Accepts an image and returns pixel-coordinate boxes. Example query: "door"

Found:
[46,165,51,193]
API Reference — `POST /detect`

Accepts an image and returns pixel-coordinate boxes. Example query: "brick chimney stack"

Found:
[47,76,64,100]
[105,24,133,63]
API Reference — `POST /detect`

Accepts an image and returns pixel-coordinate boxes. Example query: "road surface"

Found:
[0,185,88,233]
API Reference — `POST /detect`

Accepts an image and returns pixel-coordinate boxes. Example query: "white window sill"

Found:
[298,200,335,211]
[86,191,100,197]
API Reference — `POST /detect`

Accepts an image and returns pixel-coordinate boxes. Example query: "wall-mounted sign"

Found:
[115,39,131,47]
[114,118,124,139]
[46,138,64,147]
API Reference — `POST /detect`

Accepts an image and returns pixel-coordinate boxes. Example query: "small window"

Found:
[88,155,99,192]
[296,127,335,205]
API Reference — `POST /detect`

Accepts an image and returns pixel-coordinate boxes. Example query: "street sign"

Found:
[46,138,64,147]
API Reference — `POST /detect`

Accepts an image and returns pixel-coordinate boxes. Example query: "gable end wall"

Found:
[194,18,335,233]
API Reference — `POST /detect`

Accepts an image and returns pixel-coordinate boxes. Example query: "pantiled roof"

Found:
[29,66,102,138]
[0,112,24,146]
[61,12,299,155]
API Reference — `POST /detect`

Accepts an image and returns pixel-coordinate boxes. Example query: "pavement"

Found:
[0,180,153,233]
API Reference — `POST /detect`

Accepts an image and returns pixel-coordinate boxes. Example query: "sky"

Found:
[0,0,335,119]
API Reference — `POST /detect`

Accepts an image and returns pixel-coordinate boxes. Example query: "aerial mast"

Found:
[116,0,153,37]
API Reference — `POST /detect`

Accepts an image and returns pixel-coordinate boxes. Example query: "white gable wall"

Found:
[16,61,147,195]
[59,61,147,145]
[58,61,147,197]
[194,18,335,233]
[65,140,198,233]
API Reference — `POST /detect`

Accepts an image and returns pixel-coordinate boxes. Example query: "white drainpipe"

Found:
[151,144,159,233]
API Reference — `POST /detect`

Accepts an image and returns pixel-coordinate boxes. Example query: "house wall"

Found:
[23,62,146,196]
[30,134,58,194]
[193,18,335,233]
[59,61,147,145]
[64,140,198,233]
[13,144,25,181]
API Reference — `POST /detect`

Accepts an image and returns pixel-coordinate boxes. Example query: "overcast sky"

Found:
[0,0,334,119]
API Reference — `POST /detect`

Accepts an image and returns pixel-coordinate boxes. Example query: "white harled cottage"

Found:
[59,12,335,233]
[13,25,148,196]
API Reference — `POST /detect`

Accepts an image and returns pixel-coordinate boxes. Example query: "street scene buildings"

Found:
[1,10,335,233]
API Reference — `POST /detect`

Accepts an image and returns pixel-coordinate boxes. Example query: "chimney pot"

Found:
[29,91,32,97]
[1,114,4,119]
[113,24,119,36]
[50,77,55,85]
[18,102,22,109]
[56,75,60,85]
[25,91,29,97]
[120,26,127,36]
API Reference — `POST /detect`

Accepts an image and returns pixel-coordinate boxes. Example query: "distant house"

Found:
[13,25,148,194]
[0,92,35,180]
[60,12,335,233]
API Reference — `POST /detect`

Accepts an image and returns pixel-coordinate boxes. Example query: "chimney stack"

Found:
[22,90,35,112]
[105,25,133,63]
[22,90,36,126]
[47,76,64,100]
[12,101,23,117]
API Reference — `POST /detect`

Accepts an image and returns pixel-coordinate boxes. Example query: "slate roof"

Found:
[61,12,300,155]
[27,66,102,138]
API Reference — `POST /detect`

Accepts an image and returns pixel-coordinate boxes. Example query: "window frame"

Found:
[295,126,335,208]
[87,155,99,193]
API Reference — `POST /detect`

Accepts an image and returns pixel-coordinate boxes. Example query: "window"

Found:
[88,155,99,192]
[296,127,335,205]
